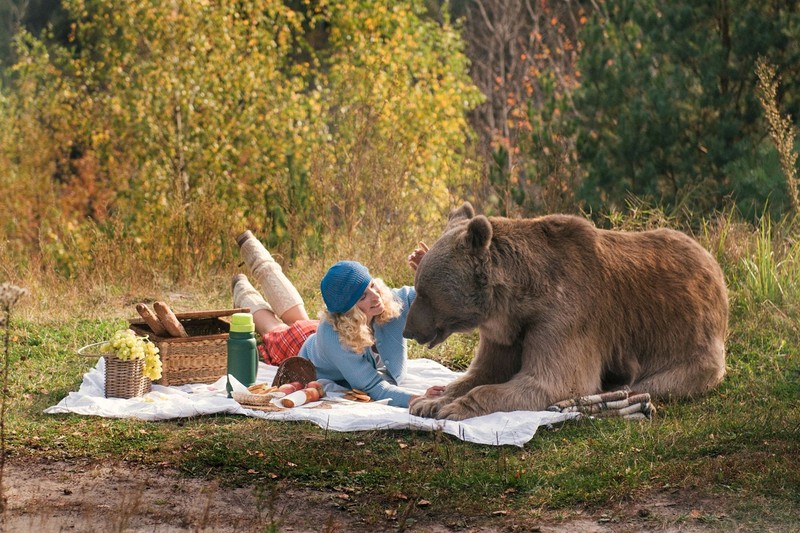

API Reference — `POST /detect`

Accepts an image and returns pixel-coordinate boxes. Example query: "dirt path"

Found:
[2,458,723,532]
[4,458,340,533]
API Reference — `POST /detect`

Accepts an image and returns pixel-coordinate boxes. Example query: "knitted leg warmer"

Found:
[237,232,304,317]
[231,274,273,314]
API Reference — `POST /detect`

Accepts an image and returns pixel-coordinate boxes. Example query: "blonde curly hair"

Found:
[324,278,403,353]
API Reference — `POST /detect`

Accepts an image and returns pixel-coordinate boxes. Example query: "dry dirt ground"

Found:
[3,457,734,532]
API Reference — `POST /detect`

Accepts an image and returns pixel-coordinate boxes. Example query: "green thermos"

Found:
[226,312,257,396]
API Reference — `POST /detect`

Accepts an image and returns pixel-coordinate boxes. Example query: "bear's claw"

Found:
[437,402,474,421]
[409,396,450,418]
[436,393,487,421]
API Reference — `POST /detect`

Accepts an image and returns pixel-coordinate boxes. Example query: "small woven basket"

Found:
[104,355,151,399]
[78,342,152,399]
[232,390,282,406]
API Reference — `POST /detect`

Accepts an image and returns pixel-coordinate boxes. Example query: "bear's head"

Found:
[403,202,493,348]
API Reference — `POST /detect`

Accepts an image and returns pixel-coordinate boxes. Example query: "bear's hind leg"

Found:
[632,343,726,400]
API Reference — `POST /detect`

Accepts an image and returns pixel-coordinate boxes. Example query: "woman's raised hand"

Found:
[408,241,429,271]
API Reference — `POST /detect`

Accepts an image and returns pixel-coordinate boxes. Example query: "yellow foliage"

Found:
[1,0,482,281]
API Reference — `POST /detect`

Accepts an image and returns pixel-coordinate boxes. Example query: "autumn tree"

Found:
[308,0,483,253]
[447,0,591,216]
[1,0,481,278]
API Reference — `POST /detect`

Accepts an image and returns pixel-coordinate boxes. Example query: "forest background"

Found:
[2,0,799,289]
[1,1,799,529]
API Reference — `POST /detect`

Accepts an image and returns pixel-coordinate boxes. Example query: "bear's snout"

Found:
[403,324,443,348]
[404,297,444,347]
[402,325,423,343]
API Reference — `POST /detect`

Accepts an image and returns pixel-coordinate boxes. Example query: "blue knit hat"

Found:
[320,261,372,314]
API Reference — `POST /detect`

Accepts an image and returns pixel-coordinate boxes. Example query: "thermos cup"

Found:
[226,312,257,396]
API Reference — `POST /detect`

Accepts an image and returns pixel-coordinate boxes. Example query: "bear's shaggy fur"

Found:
[404,203,728,420]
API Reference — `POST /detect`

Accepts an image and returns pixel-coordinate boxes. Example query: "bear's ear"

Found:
[466,215,492,253]
[446,202,475,230]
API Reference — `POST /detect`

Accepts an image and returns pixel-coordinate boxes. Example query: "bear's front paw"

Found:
[409,396,450,418]
[437,396,484,421]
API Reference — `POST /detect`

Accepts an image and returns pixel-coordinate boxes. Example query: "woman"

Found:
[232,231,441,408]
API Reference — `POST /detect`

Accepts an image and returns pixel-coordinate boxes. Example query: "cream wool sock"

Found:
[238,234,304,317]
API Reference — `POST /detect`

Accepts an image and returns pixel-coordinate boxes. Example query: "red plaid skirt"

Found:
[258,319,319,366]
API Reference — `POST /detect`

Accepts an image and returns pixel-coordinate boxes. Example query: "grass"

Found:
[3,213,800,530]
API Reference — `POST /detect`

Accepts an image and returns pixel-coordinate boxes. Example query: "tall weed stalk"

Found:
[756,57,800,212]
[0,283,28,515]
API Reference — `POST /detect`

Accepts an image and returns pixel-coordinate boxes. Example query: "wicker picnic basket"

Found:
[77,342,152,399]
[129,308,249,386]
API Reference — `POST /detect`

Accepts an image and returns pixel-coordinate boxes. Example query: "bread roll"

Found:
[153,301,189,337]
[135,303,168,336]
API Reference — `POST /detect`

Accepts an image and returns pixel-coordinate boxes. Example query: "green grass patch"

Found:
[4,215,800,530]
[6,301,800,526]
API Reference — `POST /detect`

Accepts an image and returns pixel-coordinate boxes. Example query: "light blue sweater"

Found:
[299,286,416,407]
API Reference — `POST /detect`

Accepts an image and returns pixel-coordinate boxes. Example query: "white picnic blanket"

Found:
[44,358,577,447]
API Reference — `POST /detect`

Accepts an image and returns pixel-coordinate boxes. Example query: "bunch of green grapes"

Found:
[103,329,141,360]
[103,329,162,381]
[142,341,163,381]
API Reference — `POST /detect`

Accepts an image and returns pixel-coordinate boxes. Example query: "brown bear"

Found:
[404,203,728,420]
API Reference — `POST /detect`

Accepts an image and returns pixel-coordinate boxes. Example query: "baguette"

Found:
[153,301,189,337]
[135,303,169,336]
[280,388,320,408]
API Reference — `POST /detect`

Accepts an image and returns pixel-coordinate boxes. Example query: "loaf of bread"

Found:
[153,301,189,337]
[135,303,169,337]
